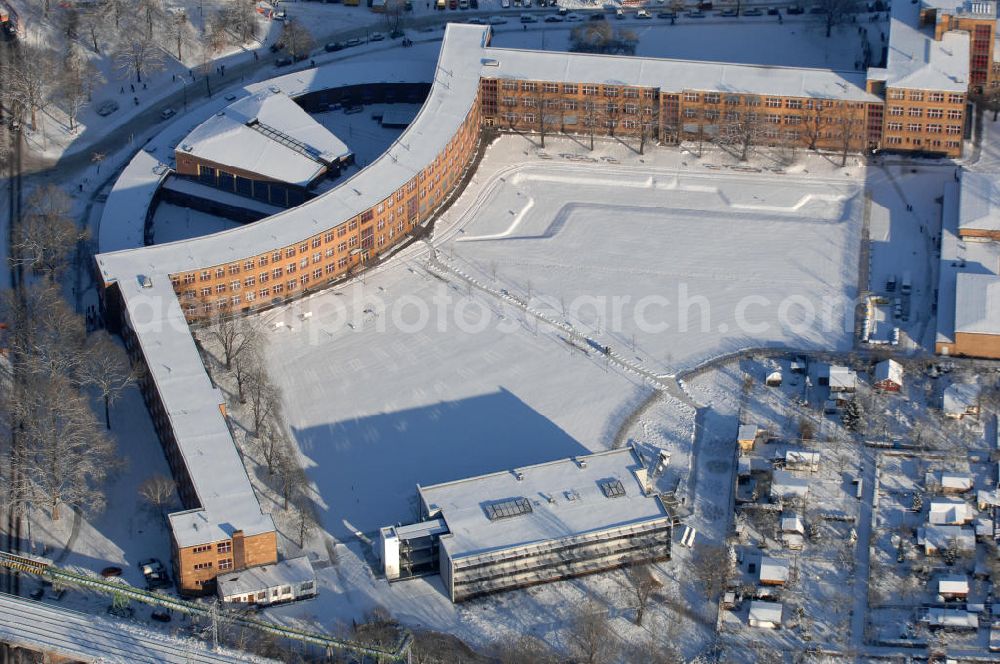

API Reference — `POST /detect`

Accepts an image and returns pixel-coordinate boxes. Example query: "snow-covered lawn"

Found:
[148,202,242,245]
[436,139,864,374]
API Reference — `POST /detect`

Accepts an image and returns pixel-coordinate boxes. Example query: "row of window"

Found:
[498,79,655,99]
[888,107,963,119]
[887,90,963,104]
[500,113,644,129]
[884,136,962,149]
[885,122,962,134]
[192,558,233,571]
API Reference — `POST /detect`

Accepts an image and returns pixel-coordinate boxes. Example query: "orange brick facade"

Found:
[937,331,1000,359]
[881,87,967,157]
[174,530,278,595]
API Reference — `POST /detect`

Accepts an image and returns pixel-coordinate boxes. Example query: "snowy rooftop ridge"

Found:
[880,0,970,91]
[958,170,1000,233]
[419,447,669,559]
[480,44,880,102]
[179,90,351,188]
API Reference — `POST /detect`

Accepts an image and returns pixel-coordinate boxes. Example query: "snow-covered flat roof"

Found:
[955,272,1000,335]
[771,469,809,497]
[749,601,783,624]
[217,556,314,598]
[958,170,1000,233]
[419,447,669,559]
[119,275,274,548]
[880,0,970,91]
[937,574,970,594]
[737,424,759,441]
[179,91,351,188]
[481,45,879,103]
[0,592,256,663]
[98,150,170,254]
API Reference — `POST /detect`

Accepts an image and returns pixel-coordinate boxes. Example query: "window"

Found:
[623,88,639,99]
[298,243,308,253]
[929,92,945,102]
[200,271,210,282]
[521,81,536,93]
[287,263,297,274]
[785,99,802,109]
[784,115,802,125]
[230,295,240,306]
[562,83,578,94]
[200,287,211,297]
[272,283,284,294]
[949,94,964,104]
[215,284,226,294]
[218,541,232,554]
[907,123,921,132]
[230,281,240,291]
[766,97,782,108]
[259,287,270,298]
[926,124,942,133]
[522,98,537,108]
[947,109,963,119]
[725,95,741,106]
[311,238,321,249]
[683,92,699,102]
[228,264,240,275]
[946,125,962,134]
[215,268,225,278]
[258,255,268,267]
[643,89,656,100]
[927,109,943,118]
[889,89,905,100]
[192,545,212,554]
[542,83,559,93]
[193,562,213,570]
[243,260,254,271]
[582,85,599,96]
[887,122,903,131]
[704,93,720,104]
[218,559,233,571]
[604,86,619,97]
[285,248,295,258]
[502,80,517,91]
[324,231,334,243]
[908,107,923,117]
[909,91,923,102]
[889,106,904,116]
[273,267,283,279]
[765,114,781,124]
[245,291,255,303]
[287,279,297,291]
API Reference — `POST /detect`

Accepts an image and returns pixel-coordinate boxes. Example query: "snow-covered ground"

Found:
[148,202,242,244]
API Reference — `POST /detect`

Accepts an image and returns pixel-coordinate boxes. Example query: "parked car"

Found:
[501,0,510,7]
[489,14,508,22]
[96,100,119,117]
[345,37,363,47]
[272,10,286,20]
[370,32,385,41]
[390,29,405,38]
[139,558,171,590]
[345,105,364,114]
[786,4,804,13]
[809,4,826,12]
[160,108,176,121]
[151,609,172,623]
[224,93,238,101]
[589,11,606,19]
[324,41,343,51]
[449,0,457,8]
[657,9,677,17]
[467,16,486,22]
[718,7,737,16]
[616,8,625,17]
[275,56,293,67]
[685,9,705,16]
[766,5,780,13]
[470,0,479,7]
[520,12,538,21]
[459,0,469,8]
[565,11,582,19]
[635,8,652,17]
[100,566,123,578]
[545,13,564,20]
[743,7,762,14]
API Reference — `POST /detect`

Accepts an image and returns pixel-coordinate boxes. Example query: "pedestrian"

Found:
[130,83,135,92]
[79,183,83,192]
[134,96,139,105]
[310,59,315,67]
[189,68,193,77]
[120,86,125,94]
[221,65,225,75]
[143,82,147,90]
[172,73,175,82]
[254,51,258,61]
[523,23,527,30]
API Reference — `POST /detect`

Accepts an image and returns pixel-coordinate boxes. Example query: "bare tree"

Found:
[209,315,260,371]
[16,374,118,520]
[114,22,165,84]
[223,0,260,44]
[246,366,281,435]
[11,185,87,281]
[167,9,195,61]
[383,0,407,33]
[584,100,599,151]
[725,109,762,162]
[79,9,105,53]
[233,341,261,404]
[818,0,857,38]
[137,0,165,40]
[5,44,56,131]
[256,420,288,477]
[60,47,104,133]
[79,331,137,430]
[630,632,685,664]
[290,488,318,548]
[625,563,661,625]
[567,601,619,664]
[835,103,862,166]
[691,543,732,599]
[99,0,129,28]
[138,473,176,520]
[281,19,315,61]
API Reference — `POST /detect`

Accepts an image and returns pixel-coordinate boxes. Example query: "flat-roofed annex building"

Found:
[412,447,672,602]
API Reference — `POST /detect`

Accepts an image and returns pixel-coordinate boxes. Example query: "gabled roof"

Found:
[958,170,1000,234]
[874,359,904,386]
[179,90,351,188]
[217,556,315,597]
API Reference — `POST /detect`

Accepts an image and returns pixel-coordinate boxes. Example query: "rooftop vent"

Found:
[576,457,588,469]
[513,470,524,481]
[485,496,532,521]
[482,58,500,67]
[599,478,626,499]
[138,274,153,289]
